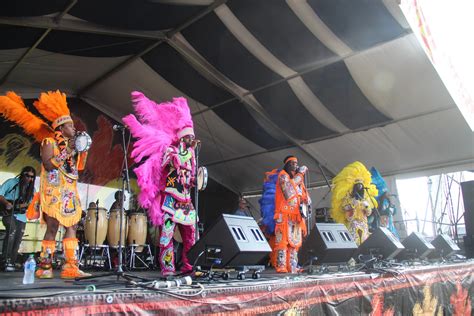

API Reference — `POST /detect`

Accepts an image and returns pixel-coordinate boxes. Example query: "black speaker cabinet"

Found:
[397,232,435,260]
[299,223,358,264]
[356,227,405,260]
[188,214,271,268]
[429,234,460,258]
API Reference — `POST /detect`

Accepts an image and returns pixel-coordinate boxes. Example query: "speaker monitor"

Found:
[188,214,271,268]
[397,232,435,260]
[429,234,460,258]
[299,223,358,264]
[356,227,405,260]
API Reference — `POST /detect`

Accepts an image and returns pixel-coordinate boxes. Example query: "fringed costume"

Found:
[269,156,308,273]
[0,91,89,279]
[331,161,378,246]
[123,92,197,275]
[369,167,399,238]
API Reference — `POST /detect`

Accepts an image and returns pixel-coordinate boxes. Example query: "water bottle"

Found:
[23,255,36,285]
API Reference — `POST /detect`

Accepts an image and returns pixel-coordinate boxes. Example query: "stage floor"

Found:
[0,261,473,315]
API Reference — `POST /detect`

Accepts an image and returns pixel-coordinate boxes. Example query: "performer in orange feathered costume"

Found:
[272,155,309,273]
[0,91,90,279]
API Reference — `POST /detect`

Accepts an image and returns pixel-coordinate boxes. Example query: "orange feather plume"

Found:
[33,90,70,123]
[0,91,54,142]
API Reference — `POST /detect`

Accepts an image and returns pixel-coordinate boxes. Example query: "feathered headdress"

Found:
[0,92,54,142]
[370,167,388,200]
[0,90,73,143]
[33,90,72,129]
[122,91,194,225]
[331,161,378,225]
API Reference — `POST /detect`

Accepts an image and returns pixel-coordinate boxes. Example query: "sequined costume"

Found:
[123,92,197,275]
[331,161,378,246]
[272,157,308,273]
[0,90,89,279]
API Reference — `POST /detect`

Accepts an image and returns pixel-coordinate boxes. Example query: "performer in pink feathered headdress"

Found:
[123,92,200,275]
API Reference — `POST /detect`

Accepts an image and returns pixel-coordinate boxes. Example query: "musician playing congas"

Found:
[272,156,309,273]
[0,166,36,272]
[123,92,199,276]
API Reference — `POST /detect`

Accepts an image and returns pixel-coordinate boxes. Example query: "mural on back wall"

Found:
[0,96,138,211]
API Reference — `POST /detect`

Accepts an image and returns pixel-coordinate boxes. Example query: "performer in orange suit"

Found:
[272,155,309,273]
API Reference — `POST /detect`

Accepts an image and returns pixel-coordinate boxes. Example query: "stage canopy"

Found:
[0,0,472,195]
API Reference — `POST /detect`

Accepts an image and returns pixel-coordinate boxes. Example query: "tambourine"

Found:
[197,166,208,191]
[74,131,92,152]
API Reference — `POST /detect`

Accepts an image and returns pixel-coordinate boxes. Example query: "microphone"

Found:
[113,124,125,131]
[151,276,192,289]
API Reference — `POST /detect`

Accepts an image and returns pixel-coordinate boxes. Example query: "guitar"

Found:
[0,199,29,216]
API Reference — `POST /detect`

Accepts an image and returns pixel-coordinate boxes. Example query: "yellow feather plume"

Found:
[331,161,378,225]
[0,92,54,142]
[33,90,70,123]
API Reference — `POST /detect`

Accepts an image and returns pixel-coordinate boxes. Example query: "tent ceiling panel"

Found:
[181,12,282,90]
[307,0,406,50]
[226,0,336,71]
[301,60,391,129]
[252,81,335,140]
[83,58,270,158]
[0,1,69,17]
[69,0,204,30]
[0,25,44,49]
[4,49,128,94]
[345,34,456,119]
[305,108,474,176]
[36,30,153,57]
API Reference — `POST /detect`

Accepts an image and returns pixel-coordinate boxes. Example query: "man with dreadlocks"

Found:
[0,91,89,279]
[123,92,200,276]
[272,155,309,273]
[0,166,36,272]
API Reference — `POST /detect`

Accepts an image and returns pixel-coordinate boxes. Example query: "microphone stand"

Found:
[194,143,201,242]
[4,182,19,269]
[74,127,145,283]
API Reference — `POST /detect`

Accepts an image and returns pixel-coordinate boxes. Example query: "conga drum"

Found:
[107,209,128,248]
[84,207,108,246]
[128,213,147,252]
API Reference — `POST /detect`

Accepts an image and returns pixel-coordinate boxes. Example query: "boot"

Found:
[36,240,55,279]
[60,238,91,279]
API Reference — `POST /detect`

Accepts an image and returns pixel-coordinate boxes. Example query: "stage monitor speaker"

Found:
[356,227,405,260]
[396,232,435,260]
[461,180,474,239]
[299,223,358,264]
[187,214,271,268]
[429,234,460,258]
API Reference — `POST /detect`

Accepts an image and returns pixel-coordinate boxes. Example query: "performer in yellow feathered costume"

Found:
[331,161,378,246]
